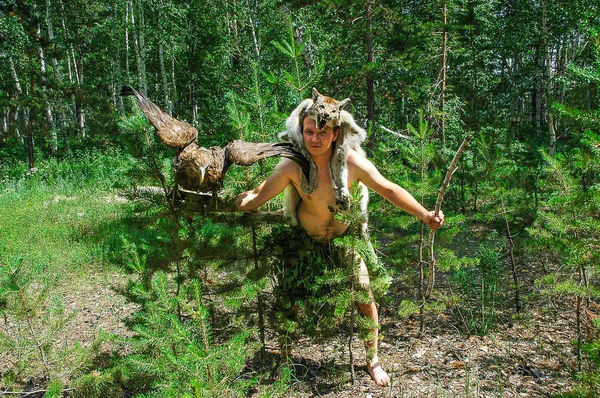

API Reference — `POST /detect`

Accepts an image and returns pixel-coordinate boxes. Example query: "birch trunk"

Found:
[45,0,60,81]
[71,43,85,138]
[137,0,147,94]
[27,113,35,169]
[125,0,130,78]
[157,0,171,114]
[130,0,148,94]
[37,21,58,154]
[246,0,260,58]
[542,0,556,156]
[171,55,177,104]
[2,109,7,134]
[23,81,34,169]
[111,0,123,112]
[440,0,448,144]
[225,0,242,65]
[9,56,24,144]
[59,0,74,83]
[365,0,375,145]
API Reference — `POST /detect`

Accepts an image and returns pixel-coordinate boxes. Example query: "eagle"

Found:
[120,86,309,193]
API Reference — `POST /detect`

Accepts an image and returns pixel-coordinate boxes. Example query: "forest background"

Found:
[1,0,600,397]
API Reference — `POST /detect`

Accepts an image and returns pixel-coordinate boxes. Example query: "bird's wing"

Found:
[120,86,197,149]
[224,141,310,181]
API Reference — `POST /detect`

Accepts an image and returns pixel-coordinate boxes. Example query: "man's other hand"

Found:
[425,210,444,230]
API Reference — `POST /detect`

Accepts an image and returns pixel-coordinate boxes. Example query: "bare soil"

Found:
[245,302,577,398]
[0,268,580,397]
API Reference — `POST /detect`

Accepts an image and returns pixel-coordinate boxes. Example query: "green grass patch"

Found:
[0,148,138,277]
[0,148,144,392]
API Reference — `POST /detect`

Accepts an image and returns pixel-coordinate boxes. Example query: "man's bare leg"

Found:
[357,301,390,386]
[351,250,391,386]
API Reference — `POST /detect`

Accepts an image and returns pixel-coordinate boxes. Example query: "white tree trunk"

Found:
[246,0,260,58]
[125,0,130,77]
[171,54,177,104]
[158,0,171,114]
[37,21,58,154]
[137,0,147,94]
[130,0,147,94]
[542,0,556,156]
[45,0,60,81]
[9,56,22,95]
[9,56,24,144]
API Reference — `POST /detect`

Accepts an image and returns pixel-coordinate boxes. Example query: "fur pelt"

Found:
[278,97,370,237]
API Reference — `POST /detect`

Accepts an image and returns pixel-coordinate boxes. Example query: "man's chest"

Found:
[292,168,337,207]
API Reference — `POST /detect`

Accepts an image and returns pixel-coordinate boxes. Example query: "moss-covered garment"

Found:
[265,225,390,337]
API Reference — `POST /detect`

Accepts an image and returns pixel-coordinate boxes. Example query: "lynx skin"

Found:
[279,88,370,237]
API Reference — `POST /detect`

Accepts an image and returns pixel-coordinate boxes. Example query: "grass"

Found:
[0,148,138,391]
[0,148,136,275]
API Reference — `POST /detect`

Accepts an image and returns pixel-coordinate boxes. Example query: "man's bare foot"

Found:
[367,361,390,386]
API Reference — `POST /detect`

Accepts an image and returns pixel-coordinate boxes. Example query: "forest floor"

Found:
[246,303,578,398]
[47,269,578,398]
[0,208,581,397]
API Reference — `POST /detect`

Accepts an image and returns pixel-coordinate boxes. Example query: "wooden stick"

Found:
[425,134,473,298]
[124,187,289,225]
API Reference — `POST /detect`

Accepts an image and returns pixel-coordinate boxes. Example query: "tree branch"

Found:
[425,134,473,298]
[123,187,289,225]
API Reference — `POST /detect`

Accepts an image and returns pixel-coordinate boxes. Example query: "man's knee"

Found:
[356,259,371,291]
[341,247,371,291]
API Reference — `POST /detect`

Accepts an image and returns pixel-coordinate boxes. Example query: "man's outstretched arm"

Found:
[348,151,444,229]
[219,159,294,212]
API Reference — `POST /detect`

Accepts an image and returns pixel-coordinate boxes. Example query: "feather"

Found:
[121,86,309,194]
[120,86,197,149]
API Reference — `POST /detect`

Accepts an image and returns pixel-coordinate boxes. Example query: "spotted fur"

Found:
[307,87,350,130]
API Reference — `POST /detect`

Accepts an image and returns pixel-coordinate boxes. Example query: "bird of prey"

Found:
[120,86,309,193]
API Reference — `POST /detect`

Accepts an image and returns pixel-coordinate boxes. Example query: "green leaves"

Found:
[272,38,304,59]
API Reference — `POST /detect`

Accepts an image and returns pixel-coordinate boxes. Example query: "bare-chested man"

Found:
[230,115,444,386]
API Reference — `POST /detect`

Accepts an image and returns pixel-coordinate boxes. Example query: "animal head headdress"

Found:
[278,88,367,210]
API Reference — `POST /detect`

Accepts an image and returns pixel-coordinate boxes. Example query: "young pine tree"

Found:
[528,27,600,394]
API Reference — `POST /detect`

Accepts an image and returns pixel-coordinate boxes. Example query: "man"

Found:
[230,113,444,386]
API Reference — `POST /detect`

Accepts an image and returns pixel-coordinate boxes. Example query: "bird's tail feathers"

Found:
[120,86,164,122]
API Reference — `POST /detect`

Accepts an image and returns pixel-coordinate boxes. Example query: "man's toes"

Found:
[368,362,390,386]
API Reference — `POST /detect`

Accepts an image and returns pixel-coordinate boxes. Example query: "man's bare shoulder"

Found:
[273,158,301,182]
[346,148,382,186]
[346,148,366,162]
[346,148,374,170]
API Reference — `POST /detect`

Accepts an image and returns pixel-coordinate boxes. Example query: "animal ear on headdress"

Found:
[312,87,351,111]
[338,97,351,110]
[311,87,321,102]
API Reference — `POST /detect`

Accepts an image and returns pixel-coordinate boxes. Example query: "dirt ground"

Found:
[0,268,580,397]
[250,304,578,397]
[239,240,583,398]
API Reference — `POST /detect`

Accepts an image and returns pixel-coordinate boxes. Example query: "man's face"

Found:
[302,116,339,158]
